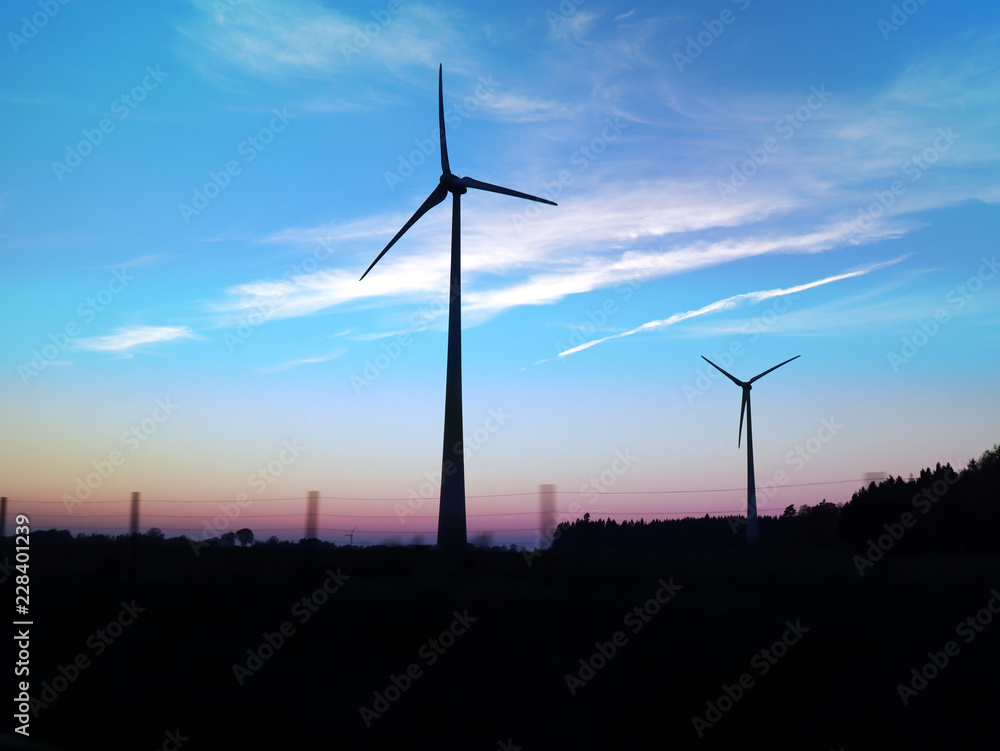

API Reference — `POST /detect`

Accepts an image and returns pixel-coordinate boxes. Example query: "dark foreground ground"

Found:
[4,542,1000,750]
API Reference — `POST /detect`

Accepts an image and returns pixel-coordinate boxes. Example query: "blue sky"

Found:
[2,0,998,545]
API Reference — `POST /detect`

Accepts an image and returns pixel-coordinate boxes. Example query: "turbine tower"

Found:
[701,355,800,545]
[360,65,556,551]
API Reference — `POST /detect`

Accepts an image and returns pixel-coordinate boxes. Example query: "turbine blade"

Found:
[701,355,745,387]
[738,391,748,448]
[460,176,557,205]
[359,184,448,280]
[748,354,800,384]
[438,64,450,175]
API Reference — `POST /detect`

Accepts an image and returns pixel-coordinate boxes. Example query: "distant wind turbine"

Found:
[345,527,356,547]
[360,65,556,551]
[701,355,800,545]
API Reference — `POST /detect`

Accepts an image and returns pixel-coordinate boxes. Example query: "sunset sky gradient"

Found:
[2,0,998,546]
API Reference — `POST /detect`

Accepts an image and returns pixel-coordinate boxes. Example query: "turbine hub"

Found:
[440,172,467,194]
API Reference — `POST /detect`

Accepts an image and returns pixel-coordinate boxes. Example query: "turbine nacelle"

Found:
[440,172,468,194]
[701,354,800,448]
[358,65,556,282]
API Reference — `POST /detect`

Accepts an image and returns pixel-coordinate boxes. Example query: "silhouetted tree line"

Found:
[547,503,843,553]
[21,528,326,549]
[839,443,1000,555]
[12,443,998,556]
[552,443,1000,555]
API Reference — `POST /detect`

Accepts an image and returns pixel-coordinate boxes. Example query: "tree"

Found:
[235,528,254,547]
[144,527,164,541]
[219,531,236,547]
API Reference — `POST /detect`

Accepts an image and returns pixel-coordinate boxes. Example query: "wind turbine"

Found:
[360,65,556,551]
[701,355,800,545]
[344,527,356,547]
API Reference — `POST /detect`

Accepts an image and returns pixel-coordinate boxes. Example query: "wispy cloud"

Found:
[73,326,202,353]
[215,179,911,330]
[116,253,176,268]
[886,32,1000,110]
[178,0,455,87]
[547,10,601,42]
[350,329,418,341]
[480,93,582,122]
[550,256,908,360]
[257,347,347,373]
[98,252,178,270]
[179,0,368,80]
[201,29,997,344]
[461,218,909,319]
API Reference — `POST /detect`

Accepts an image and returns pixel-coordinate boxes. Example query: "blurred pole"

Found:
[128,491,140,586]
[130,491,140,537]
[302,491,320,566]
[540,484,556,548]
[306,491,319,542]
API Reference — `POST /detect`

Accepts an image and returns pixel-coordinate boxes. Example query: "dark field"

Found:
[7,542,1000,750]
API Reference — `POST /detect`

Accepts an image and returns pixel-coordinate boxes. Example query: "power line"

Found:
[3,477,861,541]
[19,508,764,520]
[24,524,678,535]
[4,477,871,506]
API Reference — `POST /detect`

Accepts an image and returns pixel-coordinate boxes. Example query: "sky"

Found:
[1,0,998,547]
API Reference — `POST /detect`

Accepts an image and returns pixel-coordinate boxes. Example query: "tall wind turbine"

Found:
[701,355,800,545]
[360,65,556,551]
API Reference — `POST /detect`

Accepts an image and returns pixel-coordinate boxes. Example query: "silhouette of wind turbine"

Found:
[701,355,800,545]
[360,65,556,551]
[345,527,356,547]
